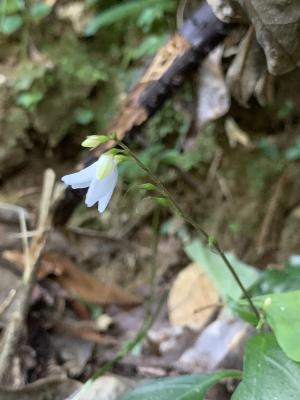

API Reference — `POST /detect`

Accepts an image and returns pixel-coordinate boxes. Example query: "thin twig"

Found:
[256,171,287,256]
[0,169,56,385]
[0,289,17,317]
[0,203,31,272]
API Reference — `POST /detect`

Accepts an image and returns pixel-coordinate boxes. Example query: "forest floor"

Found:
[1,2,300,399]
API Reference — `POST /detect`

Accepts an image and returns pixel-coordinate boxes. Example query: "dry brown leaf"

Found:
[196,46,230,127]
[3,251,141,306]
[226,27,267,106]
[224,117,252,148]
[54,321,117,345]
[168,263,219,330]
[209,0,300,75]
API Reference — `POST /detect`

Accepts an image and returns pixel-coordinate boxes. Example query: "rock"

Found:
[51,334,93,377]
[67,375,135,400]
[176,317,250,371]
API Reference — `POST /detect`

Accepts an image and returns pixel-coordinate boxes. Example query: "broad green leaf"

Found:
[1,14,23,34]
[259,291,300,362]
[84,0,175,36]
[232,333,300,400]
[238,290,300,362]
[249,266,300,296]
[185,240,260,301]
[121,371,241,400]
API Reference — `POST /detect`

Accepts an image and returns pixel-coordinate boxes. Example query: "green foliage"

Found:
[137,6,169,32]
[58,54,108,87]
[1,14,23,34]
[277,99,294,120]
[30,2,52,20]
[246,156,284,193]
[232,333,300,400]
[0,0,52,35]
[250,265,300,296]
[2,0,24,14]
[16,88,44,111]
[146,99,191,143]
[138,183,157,191]
[285,135,300,161]
[184,239,260,301]
[121,371,241,400]
[256,138,280,160]
[124,34,167,65]
[236,291,300,362]
[84,0,175,36]
[12,63,54,111]
[74,108,94,126]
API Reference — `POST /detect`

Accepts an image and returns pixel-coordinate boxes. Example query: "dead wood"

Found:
[53,2,232,226]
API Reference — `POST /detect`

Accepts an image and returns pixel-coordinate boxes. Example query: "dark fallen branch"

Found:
[54,2,232,226]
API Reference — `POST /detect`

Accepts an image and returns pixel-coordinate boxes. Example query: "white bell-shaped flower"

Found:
[62,154,118,213]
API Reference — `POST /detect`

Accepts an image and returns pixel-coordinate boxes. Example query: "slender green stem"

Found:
[118,141,260,320]
[91,291,167,380]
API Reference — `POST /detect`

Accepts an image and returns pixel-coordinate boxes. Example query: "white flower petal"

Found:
[97,188,115,213]
[85,167,118,207]
[62,162,97,189]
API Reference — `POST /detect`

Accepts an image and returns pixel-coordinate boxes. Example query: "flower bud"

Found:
[81,135,110,148]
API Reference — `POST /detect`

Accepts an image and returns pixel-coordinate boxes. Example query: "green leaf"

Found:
[74,108,94,126]
[121,371,241,400]
[125,35,167,64]
[285,136,300,161]
[184,240,260,301]
[249,266,300,296]
[30,2,52,19]
[1,0,24,14]
[232,333,300,400]
[1,14,23,34]
[155,197,169,207]
[138,183,157,191]
[137,5,171,32]
[238,290,300,362]
[229,298,259,326]
[84,0,175,36]
[259,291,300,362]
[16,89,43,110]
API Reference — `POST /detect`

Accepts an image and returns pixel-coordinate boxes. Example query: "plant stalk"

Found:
[118,141,260,320]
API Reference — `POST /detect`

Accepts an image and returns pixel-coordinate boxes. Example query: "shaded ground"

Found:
[1,1,300,399]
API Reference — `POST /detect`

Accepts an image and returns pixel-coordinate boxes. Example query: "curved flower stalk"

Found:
[62,153,118,213]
